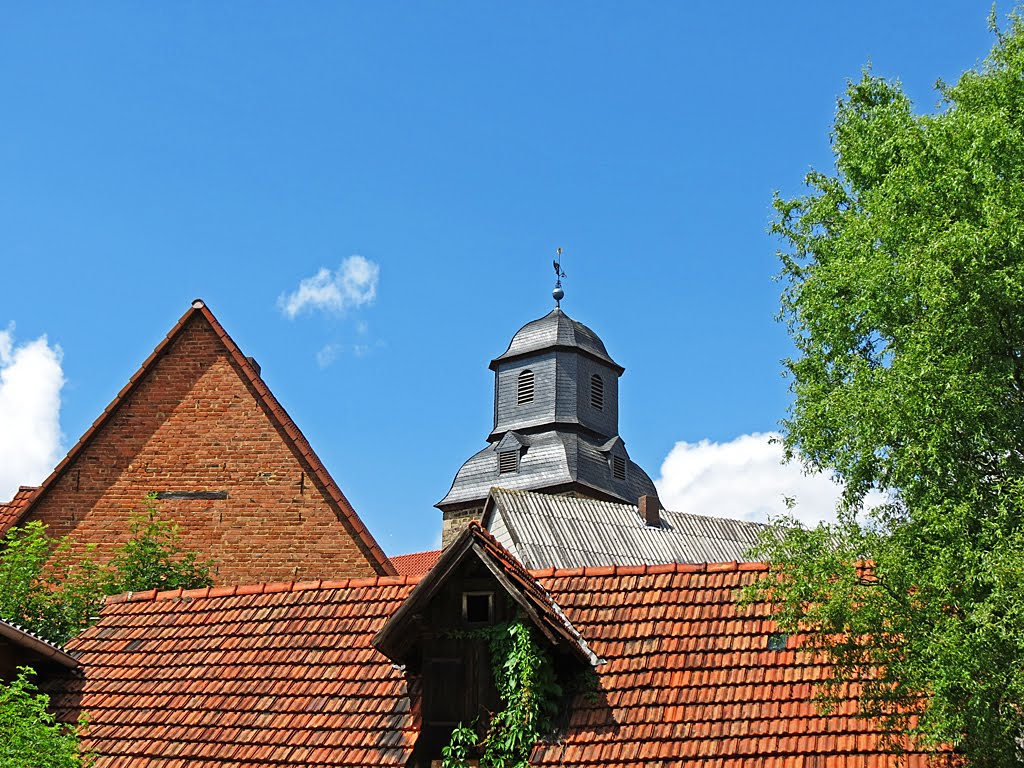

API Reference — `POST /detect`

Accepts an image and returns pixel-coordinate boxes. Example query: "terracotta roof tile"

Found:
[0,485,36,533]
[389,549,442,575]
[54,560,939,767]
[0,301,396,577]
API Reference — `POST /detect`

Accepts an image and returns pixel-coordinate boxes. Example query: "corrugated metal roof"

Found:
[483,488,767,569]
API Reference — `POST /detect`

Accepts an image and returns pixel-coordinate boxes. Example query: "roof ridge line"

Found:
[193,303,396,577]
[528,559,769,579]
[106,573,422,605]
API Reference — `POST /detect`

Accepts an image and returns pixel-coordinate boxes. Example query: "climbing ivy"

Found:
[441,620,562,768]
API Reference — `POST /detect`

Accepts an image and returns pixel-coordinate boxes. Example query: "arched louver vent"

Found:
[612,455,627,481]
[499,450,519,475]
[517,370,535,405]
[590,374,605,410]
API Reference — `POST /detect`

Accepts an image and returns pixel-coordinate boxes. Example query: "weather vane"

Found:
[552,247,566,307]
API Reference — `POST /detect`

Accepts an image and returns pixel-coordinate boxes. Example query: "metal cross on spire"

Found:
[552,247,566,307]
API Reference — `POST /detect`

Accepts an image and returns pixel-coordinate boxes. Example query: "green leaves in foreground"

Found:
[0,494,212,645]
[758,9,1024,768]
[0,667,89,768]
[0,523,105,646]
[105,493,213,596]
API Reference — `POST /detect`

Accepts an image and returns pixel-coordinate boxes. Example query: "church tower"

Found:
[437,282,657,546]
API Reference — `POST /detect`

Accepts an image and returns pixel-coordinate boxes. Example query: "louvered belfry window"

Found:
[517,369,535,405]
[590,374,604,410]
[612,455,627,481]
[499,450,519,474]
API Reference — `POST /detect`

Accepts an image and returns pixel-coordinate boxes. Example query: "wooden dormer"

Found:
[372,521,598,766]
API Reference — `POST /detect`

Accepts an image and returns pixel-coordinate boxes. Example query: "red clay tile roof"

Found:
[0,300,395,577]
[0,485,36,534]
[390,549,442,575]
[55,561,936,768]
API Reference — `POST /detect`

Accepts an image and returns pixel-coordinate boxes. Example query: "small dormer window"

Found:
[590,374,604,410]
[517,370,535,405]
[462,591,495,624]
[612,455,626,481]
[499,450,519,474]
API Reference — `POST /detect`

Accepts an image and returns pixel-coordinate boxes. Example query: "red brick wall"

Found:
[24,315,381,585]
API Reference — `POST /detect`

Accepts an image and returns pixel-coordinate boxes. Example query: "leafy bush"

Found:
[104,493,213,596]
[0,494,212,644]
[0,667,89,768]
[0,522,105,645]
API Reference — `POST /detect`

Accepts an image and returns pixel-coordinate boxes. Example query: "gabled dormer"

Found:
[494,431,527,476]
[372,522,597,767]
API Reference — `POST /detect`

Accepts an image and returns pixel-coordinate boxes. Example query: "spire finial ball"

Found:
[553,286,564,303]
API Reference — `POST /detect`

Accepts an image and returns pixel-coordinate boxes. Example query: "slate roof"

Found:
[437,430,657,509]
[390,549,442,575]
[55,560,934,767]
[0,300,395,577]
[483,488,768,569]
[490,308,623,373]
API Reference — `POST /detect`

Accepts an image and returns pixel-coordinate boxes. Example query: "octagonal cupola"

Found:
[437,297,657,547]
[488,308,624,442]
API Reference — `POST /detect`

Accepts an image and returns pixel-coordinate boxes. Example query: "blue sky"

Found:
[0,2,999,556]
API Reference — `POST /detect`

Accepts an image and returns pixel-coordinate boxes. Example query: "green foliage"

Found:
[0,495,212,644]
[0,667,89,768]
[755,9,1024,767]
[0,522,105,645]
[441,620,562,768]
[104,493,213,596]
[440,723,478,768]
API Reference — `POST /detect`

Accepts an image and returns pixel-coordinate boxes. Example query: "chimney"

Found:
[639,495,661,527]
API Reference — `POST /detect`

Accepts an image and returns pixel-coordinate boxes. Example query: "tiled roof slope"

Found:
[0,485,36,533]
[54,564,933,768]
[0,300,395,578]
[390,549,442,575]
[484,487,768,569]
[57,577,419,767]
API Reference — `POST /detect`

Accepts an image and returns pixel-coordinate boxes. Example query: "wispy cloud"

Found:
[279,255,380,319]
[316,343,341,369]
[655,432,845,526]
[0,326,64,502]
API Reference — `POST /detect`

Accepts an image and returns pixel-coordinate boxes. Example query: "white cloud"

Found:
[316,343,340,369]
[0,326,64,502]
[279,255,380,319]
[655,432,844,526]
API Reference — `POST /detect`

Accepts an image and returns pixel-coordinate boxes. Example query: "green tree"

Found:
[750,10,1024,767]
[104,493,213,596]
[0,523,105,646]
[0,495,212,645]
[0,667,89,768]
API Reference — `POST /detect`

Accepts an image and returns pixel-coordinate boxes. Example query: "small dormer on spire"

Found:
[552,248,566,308]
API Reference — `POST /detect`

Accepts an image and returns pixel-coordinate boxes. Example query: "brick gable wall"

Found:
[21,313,384,585]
